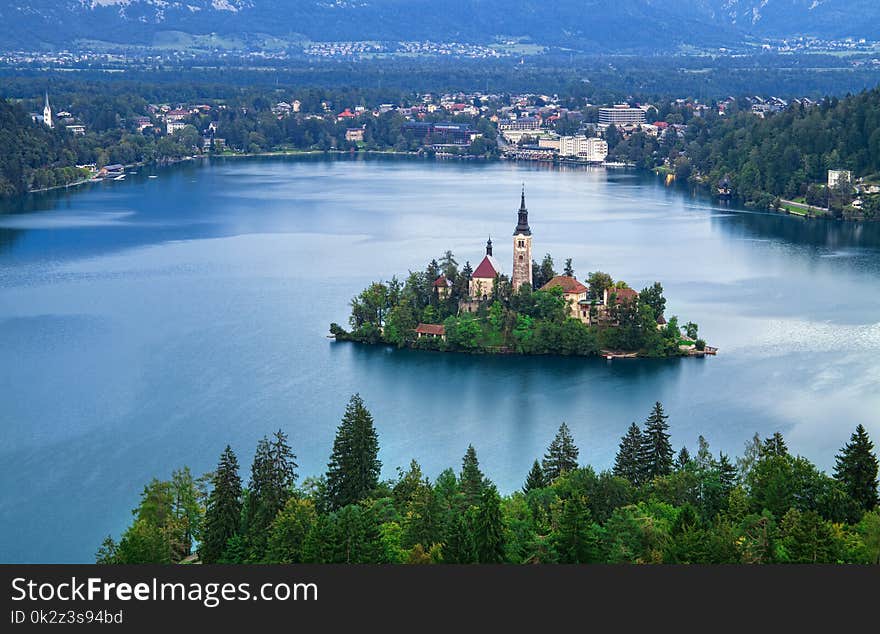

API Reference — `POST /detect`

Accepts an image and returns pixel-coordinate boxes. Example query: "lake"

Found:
[1,155,879,562]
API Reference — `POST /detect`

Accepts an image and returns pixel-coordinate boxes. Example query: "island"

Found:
[331,189,715,359]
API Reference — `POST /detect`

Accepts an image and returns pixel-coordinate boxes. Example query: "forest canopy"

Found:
[96,395,880,565]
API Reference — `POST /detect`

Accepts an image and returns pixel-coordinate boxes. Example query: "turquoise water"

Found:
[1,156,879,562]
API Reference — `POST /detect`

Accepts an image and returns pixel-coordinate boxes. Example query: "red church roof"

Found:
[433,275,453,288]
[472,255,500,279]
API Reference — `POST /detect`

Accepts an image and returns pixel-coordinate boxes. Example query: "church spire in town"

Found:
[42,90,53,128]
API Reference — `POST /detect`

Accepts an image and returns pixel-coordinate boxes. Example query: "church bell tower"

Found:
[512,186,533,292]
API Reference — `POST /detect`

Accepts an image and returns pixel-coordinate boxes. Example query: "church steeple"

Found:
[486,236,493,256]
[511,185,534,292]
[514,185,531,236]
[42,90,52,129]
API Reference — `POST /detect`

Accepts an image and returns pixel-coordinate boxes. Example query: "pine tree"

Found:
[639,402,674,482]
[676,446,692,471]
[201,445,242,563]
[246,430,298,560]
[523,459,546,494]
[718,452,738,495]
[542,422,580,481]
[833,424,879,512]
[326,394,382,511]
[439,250,459,279]
[392,459,424,507]
[455,261,474,299]
[563,258,574,277]
[552,494,595,563]
[459,444,485,508]
[761,432,788,457]
[613,422,644,485]
[474,486,505,563]
[443,510,477,564]
[403,478,441,549]
[95,536,118,564]
[461,261,473,280]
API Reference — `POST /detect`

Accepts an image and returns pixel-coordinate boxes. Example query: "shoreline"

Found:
[330,335,717,361]
[14,151,874,223]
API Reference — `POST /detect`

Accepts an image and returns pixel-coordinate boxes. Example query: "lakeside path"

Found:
[779,197,830,217]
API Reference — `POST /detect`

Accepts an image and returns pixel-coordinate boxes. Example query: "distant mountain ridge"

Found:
[1,0,878,52]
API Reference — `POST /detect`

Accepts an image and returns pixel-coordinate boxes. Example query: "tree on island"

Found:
[451,260,472,298]
[640,282,666,319]
[426,259,440,283]
[439,250,459,280]
[532,253,557,288]
[834,424,879,512]
[200,445,242,563]
[614,422,645,485]
[563,258,574,277]
[326,394,382,511]
[639,402,674,481]
[543,423,580,481]
[587,271,613,301]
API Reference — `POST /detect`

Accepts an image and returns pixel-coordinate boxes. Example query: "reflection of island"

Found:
[332,189,714,359]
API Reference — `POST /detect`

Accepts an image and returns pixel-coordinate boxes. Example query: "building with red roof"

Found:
[414,323,446,340]
[540,275,589,321]
[469,238,501,299]
[433,275,453,299]
[604,286,639,306]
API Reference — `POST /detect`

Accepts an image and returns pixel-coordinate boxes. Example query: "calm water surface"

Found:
[1,156,879,562]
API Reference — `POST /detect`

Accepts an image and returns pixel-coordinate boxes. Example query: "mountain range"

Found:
[1,1,878,53]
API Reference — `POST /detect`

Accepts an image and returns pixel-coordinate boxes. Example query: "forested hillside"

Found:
[0,100,88,196]
[611,88,880,219]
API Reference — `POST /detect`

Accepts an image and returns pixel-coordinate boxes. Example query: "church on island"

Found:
[414,189,642,341]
